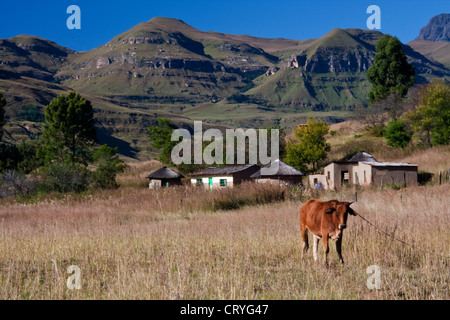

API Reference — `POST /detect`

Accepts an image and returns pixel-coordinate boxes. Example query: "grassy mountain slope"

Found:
[408,40,450,69]
[57,17,281,102]
[1,16,450,159]
[248,28,449,109]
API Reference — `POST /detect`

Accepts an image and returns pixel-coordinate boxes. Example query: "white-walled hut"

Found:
[146,166,184,189]
[309,152,418,189]
[251,159,304,185]
[189,164,260,189]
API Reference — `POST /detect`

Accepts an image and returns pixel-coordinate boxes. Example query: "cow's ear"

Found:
[325,208,336,214]
[348,208,357,216]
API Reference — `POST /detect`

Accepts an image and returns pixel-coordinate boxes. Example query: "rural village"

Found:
[0,4,448,303]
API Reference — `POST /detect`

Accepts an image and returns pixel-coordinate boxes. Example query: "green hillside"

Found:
[1,16,449,159]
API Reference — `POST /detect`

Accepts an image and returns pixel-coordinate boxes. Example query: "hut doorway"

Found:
[341,170,349,187]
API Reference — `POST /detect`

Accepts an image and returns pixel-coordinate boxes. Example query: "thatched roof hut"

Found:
[251,159,304,185]
[146,166,184,188]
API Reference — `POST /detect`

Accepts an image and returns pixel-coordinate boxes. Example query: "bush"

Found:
[0,170,36,197]
[418,171,433,185]
[368,124,386,137]
[0,141,42,174]
[40,163,90,193]
[384,120,413,148]
[90,145,125,189]
[0,144,21,172]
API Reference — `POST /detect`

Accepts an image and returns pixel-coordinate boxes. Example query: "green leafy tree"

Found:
[148,117,177,165]
[285,117,330,173]
[367,34,415,104]
[39,91,96,165]
[0,91,6,142]
[91,145,125,189]
[384,119,413,148]
[405,81,450,146]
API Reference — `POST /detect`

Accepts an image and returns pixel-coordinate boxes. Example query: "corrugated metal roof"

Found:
[146,167,184,179]
[332,152,418,168]
[190,164,258,177]
[251,159,304,177]
[361,161,418,167]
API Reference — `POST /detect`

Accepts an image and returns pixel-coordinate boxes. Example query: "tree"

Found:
[0,91,6,142]
[0,140,42,173]
[367,34,415,104]
[90,145,125,189]
[285,117,330,173]
[405,81,450,146]
[148,117,177,165]
[39,91,96,165]
[384,119,412,148]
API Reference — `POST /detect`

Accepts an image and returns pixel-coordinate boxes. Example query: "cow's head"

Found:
[325,201,357,238]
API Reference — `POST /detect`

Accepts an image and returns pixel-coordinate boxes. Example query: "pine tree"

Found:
[39,91,97,165]
[367,34,415,104]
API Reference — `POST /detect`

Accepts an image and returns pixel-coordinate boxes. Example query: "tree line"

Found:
[365,34,449,149]
[0,91,124,197]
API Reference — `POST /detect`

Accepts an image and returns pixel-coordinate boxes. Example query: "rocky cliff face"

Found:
[303,49,373,73]
[2,17,450,113]
[282,49,374,73]
[416,13,450,42]
[0,36,71,81]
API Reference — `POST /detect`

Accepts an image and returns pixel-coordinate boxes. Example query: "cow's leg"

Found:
[313,235,320,262]
[301,227,309,258]
[322,235,329,267]
[336,235,344,264]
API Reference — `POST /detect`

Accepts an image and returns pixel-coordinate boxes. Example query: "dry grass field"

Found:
[0,143,449,300]
[0,180,448,300]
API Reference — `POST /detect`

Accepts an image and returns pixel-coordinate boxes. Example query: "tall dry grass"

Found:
[0,182,448,299]
[116,160,163,188]
[386,145,450,173]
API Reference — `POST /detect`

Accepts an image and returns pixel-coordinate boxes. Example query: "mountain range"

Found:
[1,14,449,159]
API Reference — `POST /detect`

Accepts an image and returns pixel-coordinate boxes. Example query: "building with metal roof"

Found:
[309,152,418,189]
[189,164,260,189]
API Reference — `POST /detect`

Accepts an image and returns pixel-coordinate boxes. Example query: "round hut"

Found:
[146,166,184,189]
[251,159,304,185]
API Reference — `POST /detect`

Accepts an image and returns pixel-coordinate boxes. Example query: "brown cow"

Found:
[299,199,356,266]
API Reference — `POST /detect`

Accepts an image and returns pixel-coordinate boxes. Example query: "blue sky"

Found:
[1,1,448,51]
